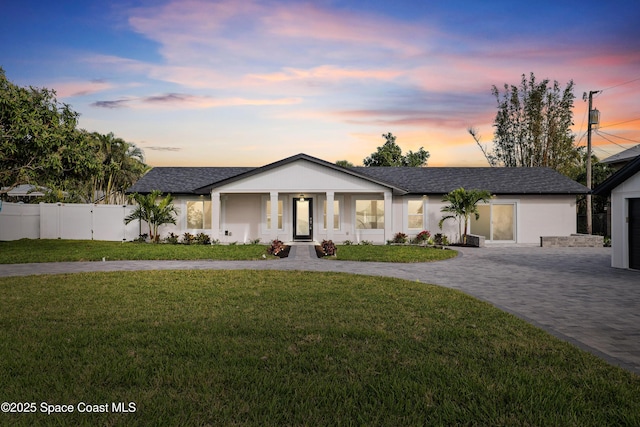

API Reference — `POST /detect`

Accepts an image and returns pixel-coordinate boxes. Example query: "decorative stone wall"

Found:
[540,234,604,248]
[466,234,485,248]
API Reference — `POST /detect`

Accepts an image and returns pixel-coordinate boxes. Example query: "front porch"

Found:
[206,191,394,244]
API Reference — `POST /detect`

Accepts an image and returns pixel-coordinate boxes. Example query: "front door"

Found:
[293,198,313,240]
[629,198,640,270]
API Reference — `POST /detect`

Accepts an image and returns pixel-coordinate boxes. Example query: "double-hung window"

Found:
[407,200,424,229]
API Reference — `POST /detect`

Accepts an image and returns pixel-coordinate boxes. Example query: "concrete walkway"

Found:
[1,245,638,374]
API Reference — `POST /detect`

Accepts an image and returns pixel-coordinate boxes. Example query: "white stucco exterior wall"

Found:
[610,170,640,269]
[517,195,577,244]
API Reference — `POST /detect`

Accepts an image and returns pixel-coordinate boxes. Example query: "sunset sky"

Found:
[2,0,639,167]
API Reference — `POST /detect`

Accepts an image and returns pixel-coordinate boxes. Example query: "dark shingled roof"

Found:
[593,155,640,196]
[127,167,253,194]
[354,167,588,194]
[127,154,588,195]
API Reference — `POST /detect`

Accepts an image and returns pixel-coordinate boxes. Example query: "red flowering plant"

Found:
[413,230,431,244]
[321,240,337,256]
[267,239,286,256]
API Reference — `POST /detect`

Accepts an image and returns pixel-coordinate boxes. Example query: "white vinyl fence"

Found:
[0,202,140,241]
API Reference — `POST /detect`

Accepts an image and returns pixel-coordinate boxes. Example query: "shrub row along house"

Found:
[127,153,588,245]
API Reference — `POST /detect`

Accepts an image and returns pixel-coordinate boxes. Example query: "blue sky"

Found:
[2,0,639,167]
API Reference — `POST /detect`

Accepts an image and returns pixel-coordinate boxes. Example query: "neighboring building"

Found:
[128,153,588,245]
[601,144,640,171]
[594,155,640,270]
[0,184,47,202]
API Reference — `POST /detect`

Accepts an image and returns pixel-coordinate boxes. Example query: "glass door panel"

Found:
[492,204,514,241]
[294,198,313,240]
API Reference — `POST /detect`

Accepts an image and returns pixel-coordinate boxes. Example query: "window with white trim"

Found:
[323,199,340,230]
[266,199,283,230]
[187,200,212,229]
[407,200,424,229]
[356,199,384,229]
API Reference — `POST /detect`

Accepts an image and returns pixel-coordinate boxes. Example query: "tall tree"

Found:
[335,160,354,168]
[470,73,580,176]
[0,67,100,193]
[438,187,492,245]
[88,132,148,204]
[363,132,430,167]
[0,68,147,203]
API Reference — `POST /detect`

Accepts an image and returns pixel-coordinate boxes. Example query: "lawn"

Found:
[0,239,272,263]
[0,239,458,264]
[332,244,458,262]
[1,270,637,426]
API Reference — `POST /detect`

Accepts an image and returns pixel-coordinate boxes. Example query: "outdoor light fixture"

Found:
[299,194,305,202]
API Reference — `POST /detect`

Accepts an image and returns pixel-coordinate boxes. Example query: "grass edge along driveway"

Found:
[1,270,638,426]
[0,239,457,264]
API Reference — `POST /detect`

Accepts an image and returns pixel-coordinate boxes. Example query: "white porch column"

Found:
[326,191,335,241]
[270,191,279,241]
[384,191,393,242]
[211,191,221,242]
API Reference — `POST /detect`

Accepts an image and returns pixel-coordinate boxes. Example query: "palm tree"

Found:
[125,190,178,243]
[89,132,148,204]
[439,187,492,244]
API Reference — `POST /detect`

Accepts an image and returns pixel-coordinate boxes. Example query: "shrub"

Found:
[412,230,431,244]
[195,232,211,245]
[267,239,286,256]
[249,238,261,245]
[433,233,450,246]
[165,232,180,245]
[392,232,408,244]
[359,240,373,246]
[343,240,354,246]
[320,240,337,256]
[182,232,195,245]
[133,234,148,243]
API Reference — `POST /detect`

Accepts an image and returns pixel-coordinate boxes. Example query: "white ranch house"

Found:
[127,153,588,245]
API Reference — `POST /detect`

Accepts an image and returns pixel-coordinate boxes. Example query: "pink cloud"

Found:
[248,65,404,83]
[52,79,114,98]
[91,92,302,110]
[261,3,430,56]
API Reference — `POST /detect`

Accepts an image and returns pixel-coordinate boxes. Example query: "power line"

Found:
[596,129,640,144]
[598,117,640,129]
[594,130,633,150]
[599,75,640,93]
[593,146,613,156]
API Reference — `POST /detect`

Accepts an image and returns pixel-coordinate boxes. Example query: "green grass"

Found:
[0,239,272,263]
[0,240,458,264]
[332,244,458,262]
[0,270,637,426]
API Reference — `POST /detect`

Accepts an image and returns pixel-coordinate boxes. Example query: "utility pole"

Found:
[585,90,600,235]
